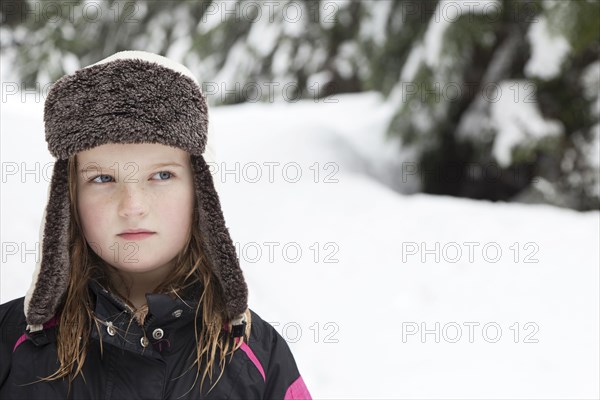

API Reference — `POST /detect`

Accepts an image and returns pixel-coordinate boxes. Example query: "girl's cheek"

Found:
[78,196,108,226]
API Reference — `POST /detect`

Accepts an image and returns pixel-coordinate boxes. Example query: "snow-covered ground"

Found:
[1,91,598,399]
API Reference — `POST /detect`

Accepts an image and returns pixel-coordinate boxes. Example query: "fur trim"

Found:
[25,160,70,326]
[23,180,51,320]
[86,50,200,87]
[192,155,248,319]
[204,114,221,193]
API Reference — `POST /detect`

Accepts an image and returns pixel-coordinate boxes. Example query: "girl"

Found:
[0,50,312,400]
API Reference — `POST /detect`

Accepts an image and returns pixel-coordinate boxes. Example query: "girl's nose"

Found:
[117,185,149,218]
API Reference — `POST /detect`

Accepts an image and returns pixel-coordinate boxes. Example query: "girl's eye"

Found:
[152,171,173,181]
[89,171,174,183]
[91,174,114,184]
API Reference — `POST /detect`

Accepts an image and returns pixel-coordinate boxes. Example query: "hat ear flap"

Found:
[24,159,71,331]
[191,155,248,320]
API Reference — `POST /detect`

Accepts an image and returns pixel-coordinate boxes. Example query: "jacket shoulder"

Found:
[0,296,27,348]
[246,308,287,366]
[0,296,27,339]
[245,308,312,399]
[0,297,27,388]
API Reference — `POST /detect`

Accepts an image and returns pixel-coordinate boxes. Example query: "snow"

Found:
[386,44,425,110]
[582,60,600,118]
[490,80,563,167]
[424,0,501,68]
[401,44,425,83]
[61,52,80,74]
[1,89,599,399]
[304,45,329,76]
[423,6,448,68]
[525,15,571,80]
[196,0,228,33]
[212,40,257,92]
[293,42,313,71]
[333,41,358,80]
[306,70,333,91]
[280,2,306,38]
[165,35,192,64]
[0,41,17,83]
[246,12,282,58]
[271,39,293,77]
[165,6,194,63]
[571,124,600,199]
[358,0,393,47]
[589,124,600,170]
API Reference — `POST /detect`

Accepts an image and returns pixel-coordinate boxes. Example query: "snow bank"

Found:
[1,90,598,399]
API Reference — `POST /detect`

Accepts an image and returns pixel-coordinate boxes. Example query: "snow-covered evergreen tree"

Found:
[384,0,599,210]
[1,0,598,209]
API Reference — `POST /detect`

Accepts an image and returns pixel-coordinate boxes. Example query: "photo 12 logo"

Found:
[402,321,540,344]
[401,241,540,264]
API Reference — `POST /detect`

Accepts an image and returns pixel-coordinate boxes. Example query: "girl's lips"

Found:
[118,232,155,241]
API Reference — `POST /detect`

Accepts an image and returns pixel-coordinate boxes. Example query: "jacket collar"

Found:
[88,279,202,319]
[88,279,203,357]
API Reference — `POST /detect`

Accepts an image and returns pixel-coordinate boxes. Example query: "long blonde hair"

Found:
[39,154,251,397]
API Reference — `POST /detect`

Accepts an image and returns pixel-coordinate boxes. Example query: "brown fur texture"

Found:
[26,56,248,328]
[27,159,71,326]
[191,155,248,319]
[44,59,208,159]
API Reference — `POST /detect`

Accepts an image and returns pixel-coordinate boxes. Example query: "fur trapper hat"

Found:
[24,50,248,336]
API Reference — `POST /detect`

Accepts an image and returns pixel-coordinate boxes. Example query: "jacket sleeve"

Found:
[262,326,312,400]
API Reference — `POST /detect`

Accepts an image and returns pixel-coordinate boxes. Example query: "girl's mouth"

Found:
[117,232,156,241]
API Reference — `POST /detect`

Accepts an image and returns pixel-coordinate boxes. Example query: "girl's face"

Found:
[76,143,195,277]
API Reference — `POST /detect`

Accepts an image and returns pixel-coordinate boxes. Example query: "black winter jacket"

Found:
[0,281,312,399]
